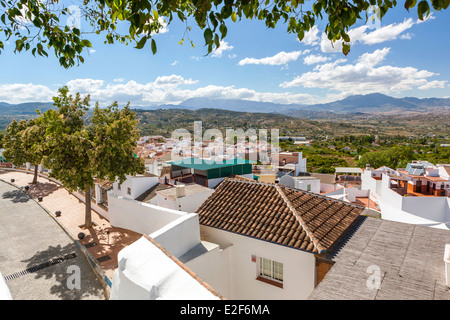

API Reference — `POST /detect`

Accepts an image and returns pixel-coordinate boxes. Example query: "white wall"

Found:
[378,174,450,224]
[295,179,320,194]
[150,213,201,258]
[200,226,316,300]
[108,192,188,235]
[155,188,214,212]
[0,271,12,300]
[320,183,337,194]
[185,243,232,298]
[113,175,159,200]
[278,175,320,194]
[110,237,220,300]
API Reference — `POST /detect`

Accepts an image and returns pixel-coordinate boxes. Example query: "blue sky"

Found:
[0,4,449,107]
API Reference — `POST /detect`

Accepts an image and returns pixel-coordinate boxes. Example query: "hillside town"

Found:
[1,132,449,301]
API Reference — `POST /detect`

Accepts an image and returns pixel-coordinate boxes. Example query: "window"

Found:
[117,184,121,190]
[127,187,131,195]
[306,184,311,192]
[257,257,283,288]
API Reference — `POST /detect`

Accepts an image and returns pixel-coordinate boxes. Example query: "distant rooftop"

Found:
[157,183,211,199]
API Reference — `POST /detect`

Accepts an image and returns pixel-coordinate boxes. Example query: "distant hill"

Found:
[141,93,450,117]
[297,93,450,115]
[0,102,54,115]
[1,93,449,118]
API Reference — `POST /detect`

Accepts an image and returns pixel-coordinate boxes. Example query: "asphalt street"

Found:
[0,181,106,300]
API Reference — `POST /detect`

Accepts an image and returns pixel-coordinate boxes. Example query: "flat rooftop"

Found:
[308,216,450,300]
[157,183,211,199]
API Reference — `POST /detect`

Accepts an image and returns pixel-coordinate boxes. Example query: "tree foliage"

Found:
[41,86,144,227]
[358,145,415,169]
[3,114,48,183]
[1,0,448,67]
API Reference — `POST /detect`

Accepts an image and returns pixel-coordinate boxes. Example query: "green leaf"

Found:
[135,36,147,49]
[214,33,220,48]
[219,24,227,39]
[204,28,213,45]
[81,39,92,48]
[342,43,351,56]
[417,0,430,19]
[151,38,157,54]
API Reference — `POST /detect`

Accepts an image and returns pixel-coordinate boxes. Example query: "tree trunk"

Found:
[32,164,38,184]
[85,186,92,228]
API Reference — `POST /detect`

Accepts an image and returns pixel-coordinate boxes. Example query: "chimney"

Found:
[175,185,185,198]
[366,164,371,171]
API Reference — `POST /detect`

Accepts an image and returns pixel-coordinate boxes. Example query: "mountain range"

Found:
[1,93,449,118]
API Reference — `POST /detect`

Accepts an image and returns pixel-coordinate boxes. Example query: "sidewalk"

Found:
[0,170,142,280]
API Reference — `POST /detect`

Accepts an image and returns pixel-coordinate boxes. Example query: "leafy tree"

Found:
[42,87,144,228]
[0,131,5,149]
[3,115,48,184]
[3,119,28,166]
[358,145,414,169]
[1,0,448,68]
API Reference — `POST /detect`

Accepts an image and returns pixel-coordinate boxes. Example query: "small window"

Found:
[117,184,121,190]
[306,184,311,192]
[257,257,283,287]
[127,187,131,195]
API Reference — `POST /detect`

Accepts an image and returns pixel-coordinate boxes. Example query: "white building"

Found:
[194,177,367,299]
[108,176,368,300]
[362,164,450,229]
[278,175,321,194]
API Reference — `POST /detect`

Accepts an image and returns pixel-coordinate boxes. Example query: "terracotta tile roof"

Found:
[195,178,364,254]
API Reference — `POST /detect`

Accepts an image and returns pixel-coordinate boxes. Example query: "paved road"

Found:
[0,181,106,300]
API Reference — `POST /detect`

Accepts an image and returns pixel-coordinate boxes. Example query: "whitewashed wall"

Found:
[110,237,220,300]
[108,192,188,235]
[200,226,316,300]
[150,213,201,258]
[0,271,12,300]
[113,175,159,200]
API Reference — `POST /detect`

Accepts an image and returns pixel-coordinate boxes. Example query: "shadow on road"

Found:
[2,189,30,203]
[21,243,106,300]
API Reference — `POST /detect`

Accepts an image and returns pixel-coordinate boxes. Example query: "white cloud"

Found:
[0,83,56,104]
[66,79,104,93]
[89,49,96,54]
[418,80,447,90]
[113,78,125,83]
[321,18,416,53]
[211,40,234,58]
[238,51,304,66]
[280,48,444,96]
[153,75,198,87]
[301,26,320,46]
[303,54,331,65]
[59,75,326,106]
[170,60,178,66]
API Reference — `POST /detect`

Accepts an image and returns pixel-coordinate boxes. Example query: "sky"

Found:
[0,3,450,107]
